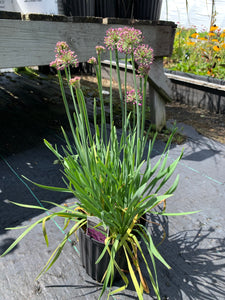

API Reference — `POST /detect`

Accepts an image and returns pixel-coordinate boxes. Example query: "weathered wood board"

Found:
[0,12,176,130]
[0,13,176,68]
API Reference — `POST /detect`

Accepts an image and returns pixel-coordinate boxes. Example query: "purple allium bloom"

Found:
[117,27,143,55]
[104,28,123,50]
[55,41,70,55]
[134,44,154,77]
[69,76,81,89]
[50,41,79,70]
[136,64,151,77]
[95,45,106,55]
[126,89,143,105]
[87,57,97,65]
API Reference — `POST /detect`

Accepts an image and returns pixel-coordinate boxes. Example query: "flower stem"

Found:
[131,53,140,164]
[96,54,107,144]
[115,48,125,138]
[124,54,128,133]
[57,70,76,142]
[109,49,113,130]
[141,76,147,142]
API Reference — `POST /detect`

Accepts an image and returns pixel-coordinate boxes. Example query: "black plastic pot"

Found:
[62,0,162,20]
[62,0,95,17]
[95,0,116,18]
[116,0,134,18]
[79,212,147,282]
[79,228,127,282]
[116,0,162,20]
[134,0,163,21]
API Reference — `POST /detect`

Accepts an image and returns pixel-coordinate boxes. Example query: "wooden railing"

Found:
[0,11,176,129]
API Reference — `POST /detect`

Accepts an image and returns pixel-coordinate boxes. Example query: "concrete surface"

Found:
[0,72,225,300]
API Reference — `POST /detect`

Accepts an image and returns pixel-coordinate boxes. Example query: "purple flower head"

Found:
[126,89,143,105]
[69,76,81,89]
[104,28,123,50]
[136,64,151,77]
[87,57,97,65]
[55,41,70,55]
[49,41,79,71]
[134,44,154,77]
[117,27,143,55]
[95,45,106,55]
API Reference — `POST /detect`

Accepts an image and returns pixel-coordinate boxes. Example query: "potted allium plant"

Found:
[1,27,197,300]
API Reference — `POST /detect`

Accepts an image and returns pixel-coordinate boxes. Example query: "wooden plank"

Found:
[0,17,176,69]
[148,57,173,102]
[0,19,104,68]
[166,73,225,92]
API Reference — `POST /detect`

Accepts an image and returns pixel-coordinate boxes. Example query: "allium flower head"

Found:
[95,45,106,55]
[136,64,151,78]
[134,44,154,77]
[55,41,70,55]
[50,41,79,71]
[134,44,153,66]
[87,57,97,65]
[104,28,123,50]
[117,27,143,54]
[69,76,81,89]
[126,89,142,106]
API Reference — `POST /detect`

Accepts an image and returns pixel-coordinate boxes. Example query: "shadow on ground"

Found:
[143,213,225,300]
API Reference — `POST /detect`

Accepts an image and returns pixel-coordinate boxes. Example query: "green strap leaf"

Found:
[1,216,51,257]
[22,176,71,193]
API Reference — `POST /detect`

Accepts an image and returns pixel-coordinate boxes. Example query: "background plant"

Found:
[164,24,225,79]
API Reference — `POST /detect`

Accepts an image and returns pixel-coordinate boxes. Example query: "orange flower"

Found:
[220,32,225,38]
[199,37,208,41]
[212,39,219,42]
[208,32,216,36]
[213,45,220,51]
[186,41,195,46]
[191,32,198,38]
[221,43,225,48]
[210,25,219,31]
